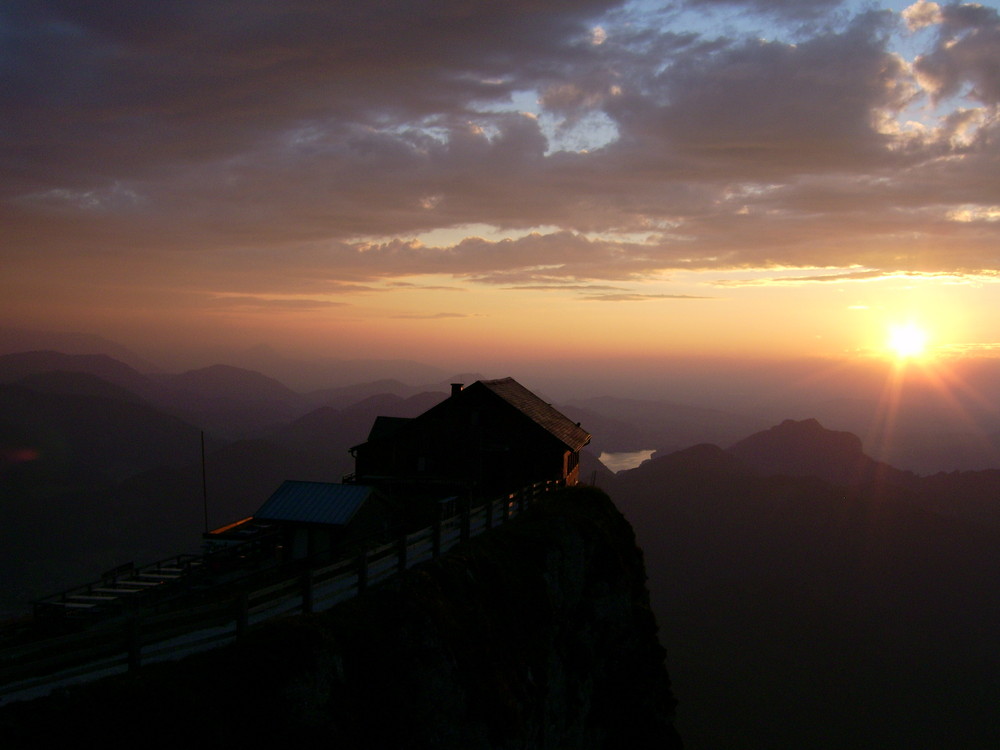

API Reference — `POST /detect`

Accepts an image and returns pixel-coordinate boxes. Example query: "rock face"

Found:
[1,487,681,750]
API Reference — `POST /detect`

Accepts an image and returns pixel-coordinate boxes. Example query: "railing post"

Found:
[485,498,493,529]
[432,518,442,559]
[301,569,314,614]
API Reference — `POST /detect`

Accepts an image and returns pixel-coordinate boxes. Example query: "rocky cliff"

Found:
[1,487,681,749]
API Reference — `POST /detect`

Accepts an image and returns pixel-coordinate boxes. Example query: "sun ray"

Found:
[862,349,1000,474]
[863,361,907,470]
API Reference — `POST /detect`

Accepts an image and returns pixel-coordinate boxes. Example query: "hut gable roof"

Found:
[366,415,411,442]
[352,377,590,454]
[254,480,375,526]
[476,377,591,452]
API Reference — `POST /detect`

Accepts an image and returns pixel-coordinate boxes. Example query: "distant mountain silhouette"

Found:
[308,391,448,450]
[916,466,1000,534]
[303,375,488,410]
[13,370,148,404]
[767,380,1000,473]
[0,352,310,439]
[727,417,910,487]
[155,364,305,405]
[144,365,308,438]
[223,344,449,391]
[275,405,342,445]
[0,351,162,401]
[0,327,158,372]
[557,404,652,453]
[606,424,1000,749]
[653,442,752,476]
[564,395,767,455]
[306,378,428,409]
[0,372,462,617]
[0,383,204,482]
[0,378,213,614]
[440,372,490,388]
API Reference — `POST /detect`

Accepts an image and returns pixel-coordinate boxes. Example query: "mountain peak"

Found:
[728,418,890,487]
[779,417,822,430]
[163,364,302,402]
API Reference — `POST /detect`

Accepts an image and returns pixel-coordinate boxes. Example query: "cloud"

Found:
[500,284,627,292]
[605,11,915,176]
[935,342,1000,357]
[902,1,941,32]
[346,232,675,283]
[389,312,473,319]
[912,2,1000,104]
[205,295,349,311]
[2,0,1000,308]
[580,292,714,301]
[714,269,1000,286]
[683,0,844,22]
[386,281,467,291]
[1,0,617,193]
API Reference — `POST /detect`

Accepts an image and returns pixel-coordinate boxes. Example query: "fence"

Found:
[0,480,561,705]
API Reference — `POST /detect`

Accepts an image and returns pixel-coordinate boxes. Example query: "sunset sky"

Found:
[4,1,1000,370]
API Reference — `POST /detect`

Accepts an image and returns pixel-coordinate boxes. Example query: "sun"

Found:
[887,323,928,359]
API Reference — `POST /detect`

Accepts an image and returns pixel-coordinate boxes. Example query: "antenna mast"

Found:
[201,431,209,533]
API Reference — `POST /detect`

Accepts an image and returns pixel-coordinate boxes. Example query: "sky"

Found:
[3,0,1000,370]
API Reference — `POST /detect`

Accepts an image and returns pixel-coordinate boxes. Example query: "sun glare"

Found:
[887,323,928,359]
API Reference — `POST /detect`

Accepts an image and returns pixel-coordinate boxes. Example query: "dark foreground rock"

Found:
[1,487,681,749]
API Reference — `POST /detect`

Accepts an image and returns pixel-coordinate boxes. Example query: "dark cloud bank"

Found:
[3,1,1000,292]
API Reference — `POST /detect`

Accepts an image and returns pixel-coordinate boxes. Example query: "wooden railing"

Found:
[0,480,562,705]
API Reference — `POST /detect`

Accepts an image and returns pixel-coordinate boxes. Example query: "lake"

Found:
[598,449,655,472]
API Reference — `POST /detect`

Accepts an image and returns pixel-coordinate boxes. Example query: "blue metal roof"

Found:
[254,481,374,526]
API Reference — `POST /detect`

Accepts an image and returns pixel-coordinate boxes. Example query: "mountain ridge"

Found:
[604,421,1000,747]
[727,417,912,488]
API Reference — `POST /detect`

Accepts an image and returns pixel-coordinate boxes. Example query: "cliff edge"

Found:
[1,487,681,749]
